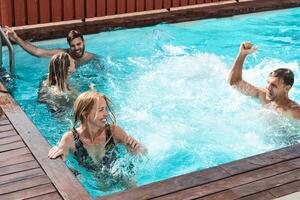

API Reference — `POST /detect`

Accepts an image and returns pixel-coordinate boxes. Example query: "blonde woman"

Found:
[48,91,147,168]
[38,52,77,111]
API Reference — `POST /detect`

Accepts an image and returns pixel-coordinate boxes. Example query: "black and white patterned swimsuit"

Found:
[72,124,117,170]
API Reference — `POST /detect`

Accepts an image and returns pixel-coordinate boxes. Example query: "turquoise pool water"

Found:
[2,7,300,198]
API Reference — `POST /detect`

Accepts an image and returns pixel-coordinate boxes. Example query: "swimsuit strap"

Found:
[105,124,115,148]
[72,127,90,161]
[72,127,83,149]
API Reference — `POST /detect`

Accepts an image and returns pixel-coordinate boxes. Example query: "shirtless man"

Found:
[228,42,300,120]
[5,26,95,72]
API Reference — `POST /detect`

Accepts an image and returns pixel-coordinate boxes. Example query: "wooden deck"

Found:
[0,84,91,200]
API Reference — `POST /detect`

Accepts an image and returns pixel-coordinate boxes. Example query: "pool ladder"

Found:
[0,26,14,79]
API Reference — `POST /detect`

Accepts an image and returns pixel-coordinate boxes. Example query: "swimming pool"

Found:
[2,7,300,198]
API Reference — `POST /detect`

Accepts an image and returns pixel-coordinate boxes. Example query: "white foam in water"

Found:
[108,48,300,185]
[162,45,187,56]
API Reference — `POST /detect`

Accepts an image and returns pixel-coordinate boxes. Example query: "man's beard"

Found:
[72,45,85,59]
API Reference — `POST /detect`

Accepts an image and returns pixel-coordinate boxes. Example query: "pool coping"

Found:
[9,0,300,42]
[0,82,92,200]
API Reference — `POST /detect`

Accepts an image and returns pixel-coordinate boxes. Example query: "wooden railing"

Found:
[0,0,230,27]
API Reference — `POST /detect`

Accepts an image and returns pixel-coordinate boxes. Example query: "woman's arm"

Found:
[111,125,147,155]
[48,131,74,161]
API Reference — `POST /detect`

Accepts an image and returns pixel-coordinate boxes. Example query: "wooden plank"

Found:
[63,0,74,21]
[155,0,163,9]
[221,144,300,175]
[26,0,38,26]
[196,0,205,3]
[146,0,154,10]
[0,0,13,26]
[0,119,10,126]
[0,148,30,161]
[127,0,135,13]
[172,0,180,7]
[0,135,21,145]
[100,167,229,200]
[96,0,106,16]
[239,191,275,200]
[107,0,117,15]
[0,160,39,176]
[0,183,56,200]
[0,168,44,185]
[0,124,14,132]
[0,175,51,195]
[14,0,26,26]
[86,0,96,18]
[153,157,300,200]
[117,0,126,14]
[189,0,197,5]
[137,0,145,12]
[0,153,35,168]
[163,0,172,8]
[0,141,25,153]
[75,0,85,19]
[269,180,300,197]
[51,0,63,22]
[39,0,51,23]
[27,192,63,200]
[180,0,188,6]
[0,130,18,139]
[199,168,300,200]
[0,141,26,153]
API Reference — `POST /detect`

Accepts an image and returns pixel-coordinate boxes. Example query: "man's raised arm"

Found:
[228,42,264,98]
[5,26,63,57]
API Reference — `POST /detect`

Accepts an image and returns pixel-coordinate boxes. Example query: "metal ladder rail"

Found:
[0,26,15,77]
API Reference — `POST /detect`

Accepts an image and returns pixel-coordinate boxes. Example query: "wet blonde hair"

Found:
[48,52,70,92]
[73,91,116,128]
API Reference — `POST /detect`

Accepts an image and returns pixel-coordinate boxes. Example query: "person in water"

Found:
[48,91,147,166]
[5,26,95,68]
[38,52,78,112]
[228,42,300,120]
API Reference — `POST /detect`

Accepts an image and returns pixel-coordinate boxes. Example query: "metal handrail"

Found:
[0,26,14,77]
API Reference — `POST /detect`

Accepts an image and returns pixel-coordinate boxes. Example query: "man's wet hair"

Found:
[67,30,84,44]
[269,68,294,87]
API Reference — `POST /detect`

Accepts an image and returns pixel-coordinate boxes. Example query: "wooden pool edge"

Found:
[9,0,300,42]
[0,83,92,200]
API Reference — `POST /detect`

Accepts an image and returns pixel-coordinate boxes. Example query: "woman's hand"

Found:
[126,136,147,155]
[48,146,66,161]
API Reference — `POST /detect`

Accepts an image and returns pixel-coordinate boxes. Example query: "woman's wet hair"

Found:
[48,52,70,91]
[73,91,116,127]
[67,30,84,44]
[269,68,294,87]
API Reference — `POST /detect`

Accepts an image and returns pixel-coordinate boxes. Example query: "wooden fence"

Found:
[0,0,230,27]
